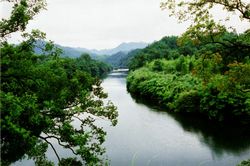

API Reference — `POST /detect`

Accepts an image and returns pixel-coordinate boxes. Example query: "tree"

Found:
[160,0,250,25]
[0,0,118,165]
[127,0,250,126]
[161,0,250,63]
[0,0,46,40]
[160,0,250,41]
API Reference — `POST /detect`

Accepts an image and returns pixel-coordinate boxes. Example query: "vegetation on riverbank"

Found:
[127,0,250,125]
[237,159,250,166]
[127,55,250,124]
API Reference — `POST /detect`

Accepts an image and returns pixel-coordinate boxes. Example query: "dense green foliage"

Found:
[75,53,112,78]
[1,0,117,165]
[127,1,250,125]
[127,56,250,124]
[1,33,117,166]
[104,51,128,68]
[119,49,142,68]
[128,36,198,70]
[0,0,46,39]
[237,159,250,166]
[104,49,142,69]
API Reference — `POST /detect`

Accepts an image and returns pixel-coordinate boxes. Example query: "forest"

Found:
[127,32,250,124]
[125,4,250,165]
[1,0,250,166]
[127,1,250,125]
[1,0,117,165]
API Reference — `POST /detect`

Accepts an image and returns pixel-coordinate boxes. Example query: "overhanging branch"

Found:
[42,135,78,156]
[39,136,61,163]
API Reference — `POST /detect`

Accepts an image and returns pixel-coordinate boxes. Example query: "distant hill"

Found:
[34,41,100,59]
[118,49,142,68]
[101,42,148,68]
[59,45,90,58]
[104,51,127,68]
[128,36,200,70]
[34,41,148,61]
[75,42,148,56]
[104,49,142,68]
[92,42,148,55]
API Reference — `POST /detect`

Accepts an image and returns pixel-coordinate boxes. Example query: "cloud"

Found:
[19,0,188,49]
[2,0,249,49]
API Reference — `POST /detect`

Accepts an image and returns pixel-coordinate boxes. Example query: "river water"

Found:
[101,71,250,166]
[14,70,250,166]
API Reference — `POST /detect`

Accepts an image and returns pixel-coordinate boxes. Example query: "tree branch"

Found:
[39,136,61,163]
[210,0,250,20]
[205,34,250,49]
[42,135,78,155]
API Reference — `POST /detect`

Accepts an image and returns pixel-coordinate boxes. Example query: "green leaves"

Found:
[237,159,250,166]
[127,55,250,124]
[127,57,202,108]
[1,92,41,165]
[1,39,117,165]
[0,0,46,39]
[161,0,250,60]
[161,0,250,23]
[1,0,117,165]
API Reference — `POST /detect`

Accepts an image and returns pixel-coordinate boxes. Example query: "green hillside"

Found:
[127,31,250,125]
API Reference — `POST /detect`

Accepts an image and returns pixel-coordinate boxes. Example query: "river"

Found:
[101,71,250,166]
[14,70,250,166]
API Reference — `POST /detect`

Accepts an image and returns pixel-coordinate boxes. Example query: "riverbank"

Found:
[127,58,250,125]
[103,71,250,166]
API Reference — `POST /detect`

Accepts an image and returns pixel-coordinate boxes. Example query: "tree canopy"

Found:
[160,0,250,24]
[1,0,118,165]
[127,0,250,125]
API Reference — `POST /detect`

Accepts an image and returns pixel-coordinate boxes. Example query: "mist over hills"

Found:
[34,41,148,68]
[104,49,142,68]
[35,41,147,56]
[77,42,148,55]
[33,40,89,58]
[55,42,148,58]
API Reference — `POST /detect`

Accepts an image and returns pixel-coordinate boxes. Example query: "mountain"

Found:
[100,42,148,68]
[34,41,104,59]
[33,40,149,69]
[114,42,148,53]
[104,49,143,69]
[59,45,89,58]
[118,49,142,68]
[104,51,128,68]
[34,40,87,58]
[76,42,148,56]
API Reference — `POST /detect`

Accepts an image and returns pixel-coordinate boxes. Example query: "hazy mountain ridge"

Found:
[75,42,148,56]
[34,41,148,60]
[104,49,142,68]
[101,42,148,68]
[104,51,128,68]
[34,41,99,58]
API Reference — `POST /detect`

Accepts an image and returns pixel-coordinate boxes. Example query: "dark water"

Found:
[14,71,250,166]
[101,71,250,166]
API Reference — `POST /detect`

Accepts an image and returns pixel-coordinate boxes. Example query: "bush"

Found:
[174,90,200,113]
[127,57,250,124]
[237,159,250,166]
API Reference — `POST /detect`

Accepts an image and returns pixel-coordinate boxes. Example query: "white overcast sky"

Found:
[1,0,249,49]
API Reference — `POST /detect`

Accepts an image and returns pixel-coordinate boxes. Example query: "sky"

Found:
[1,0,249,49]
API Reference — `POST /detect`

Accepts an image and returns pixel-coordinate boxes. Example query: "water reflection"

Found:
[172,113,250,155]
[131,92,250,157]
[103,71,250,165]
[108,71,128,78]
[14,70,250,166]
[110,70,250,156]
